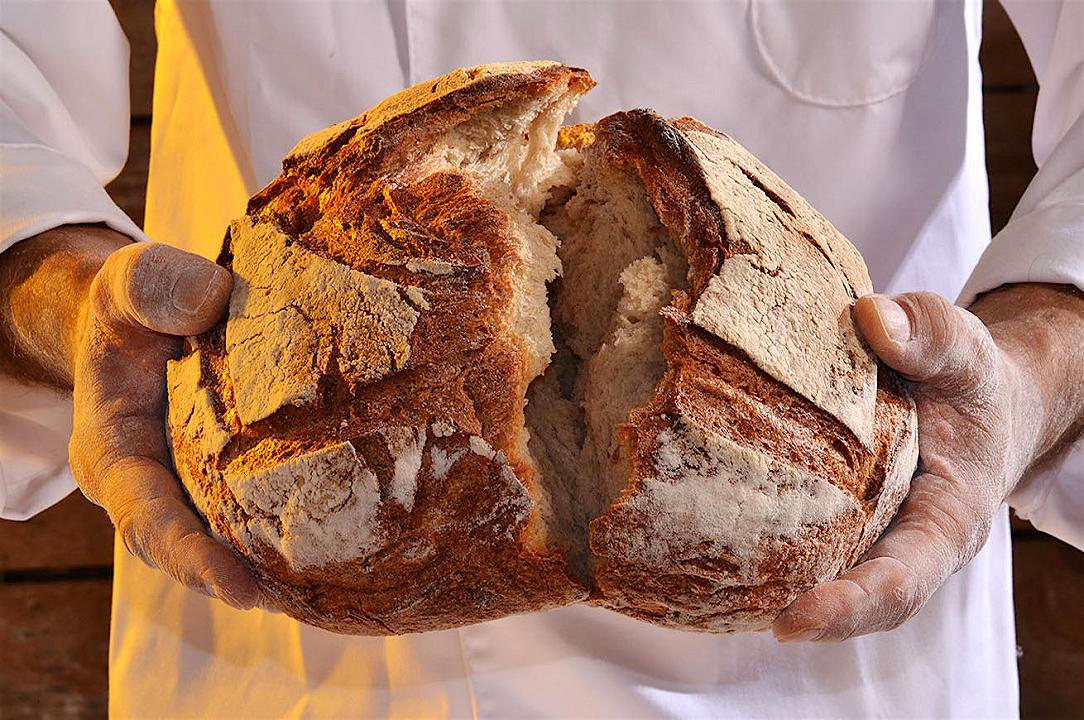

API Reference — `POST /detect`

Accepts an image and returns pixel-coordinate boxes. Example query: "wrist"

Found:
[970,283,1084,478]
[0,224,131,388]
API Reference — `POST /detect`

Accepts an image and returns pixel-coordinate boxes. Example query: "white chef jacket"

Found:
[2,1,1083,717]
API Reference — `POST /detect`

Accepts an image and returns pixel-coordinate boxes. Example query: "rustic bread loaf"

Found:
[567,113,918,631]
[166,62,918,635]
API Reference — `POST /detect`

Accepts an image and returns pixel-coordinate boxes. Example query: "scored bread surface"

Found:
[168,62,595,634]
[167,63,918,635]
[578,111,916,631]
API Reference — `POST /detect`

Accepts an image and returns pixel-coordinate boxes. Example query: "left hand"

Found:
[772,287,1079,642]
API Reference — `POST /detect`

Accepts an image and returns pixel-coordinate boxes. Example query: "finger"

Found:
[773,471,993,642]
[852,292,997,395]
[91,242,232,336]
[102,455,260,610]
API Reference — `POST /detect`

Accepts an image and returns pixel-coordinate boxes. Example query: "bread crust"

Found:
[168,66,918,636]
[584,111,917,631]
[168,62,594,634]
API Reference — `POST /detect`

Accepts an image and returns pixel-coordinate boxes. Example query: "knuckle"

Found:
[118,244,168,321]
[893,293,954,369]
[109,496,140,535]
[95,243,146,310]
[166,528,235,600]
[894,580,928,624]
[173,529,211,564]
[899,292,954,334]
[909,493,971,555]
[118,528,144,563]
[97,243,185,330]
[164,530,207,584]
[860,558,927,633]
[877,558,925,628]
[897,293,997,392]
[116,241,159,283]
[112,501,155,568]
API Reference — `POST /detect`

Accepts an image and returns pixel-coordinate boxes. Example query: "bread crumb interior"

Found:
[421,85,686,581]
[530,153,687,577]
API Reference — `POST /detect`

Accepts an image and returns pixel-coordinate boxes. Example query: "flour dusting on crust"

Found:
[166,352,232,461]
[430,446,467,480]
[380,427,426,512]
[681,128,877,449]
[617,417,860,584]
[226,217,421,425]
[224,442,383,570]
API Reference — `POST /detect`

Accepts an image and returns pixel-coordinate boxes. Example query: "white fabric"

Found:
[1,0,1081,717]
[0,1,146,248]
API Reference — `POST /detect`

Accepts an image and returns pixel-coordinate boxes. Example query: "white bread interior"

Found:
[558,158,687,513]
[530,156,688,575]
[423,86,580,380]
[417,80,600,562]
[415,80,683,576]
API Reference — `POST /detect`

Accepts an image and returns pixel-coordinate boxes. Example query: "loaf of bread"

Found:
[166,61,918,635]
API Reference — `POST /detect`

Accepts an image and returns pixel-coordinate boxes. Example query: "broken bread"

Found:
[573,113,918,631]
[166,62,918,635]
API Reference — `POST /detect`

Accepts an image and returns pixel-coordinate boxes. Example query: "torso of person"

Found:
[114,1,1017,717]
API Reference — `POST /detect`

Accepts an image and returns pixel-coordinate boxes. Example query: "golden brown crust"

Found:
[169,63,593,634]
[168,68,917,636]
[556,123,597,150]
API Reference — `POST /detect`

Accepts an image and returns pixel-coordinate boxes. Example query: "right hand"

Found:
[67,236,261,610]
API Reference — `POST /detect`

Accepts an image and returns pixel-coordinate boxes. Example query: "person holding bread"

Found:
[2,1,1082,718]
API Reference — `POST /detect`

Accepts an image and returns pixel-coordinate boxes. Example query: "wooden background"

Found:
[1,1,1082,717]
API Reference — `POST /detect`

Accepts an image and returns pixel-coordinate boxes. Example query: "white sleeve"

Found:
[0,1,150,520]
[959,0,1084,550]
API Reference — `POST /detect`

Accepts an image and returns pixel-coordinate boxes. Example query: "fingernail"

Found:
[871,296,912,343]
[777,627,824,643]
[171,264,226,314]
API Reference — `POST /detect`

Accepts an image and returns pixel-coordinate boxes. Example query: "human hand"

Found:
[59,230,260,610]
[1,226,258,608]
[772,286,1084,642]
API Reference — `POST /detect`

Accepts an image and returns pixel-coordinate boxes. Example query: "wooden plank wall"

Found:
[1,2,1081,717]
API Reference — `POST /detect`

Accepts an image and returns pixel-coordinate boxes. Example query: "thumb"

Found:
[92,243,232,336]
[853,292,997,394]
